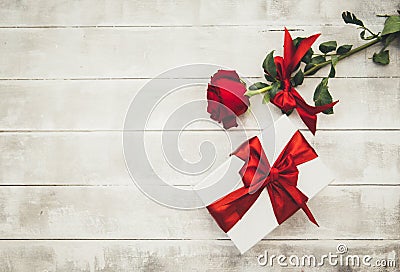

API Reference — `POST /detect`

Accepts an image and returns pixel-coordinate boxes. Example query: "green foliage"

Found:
[246,82,271,97]
[292,69,304,86]
[373,50,390,65]
[383,33,399,48]
[248,82,269,91]
[304,56,326,75]
[342,11,364,26]
[262,92,270,104]
[328,56,339,78]
[336,44,352,55]
[269,81,281,99]
[262,51,277,79]
[340,11,398,66]
[319,41,337,54]
[342,11,378,40]
[313,78,334,114]
[360,30,377,40]
[283,108,294,116]
[264,73,276,82]
[381,15,400,36]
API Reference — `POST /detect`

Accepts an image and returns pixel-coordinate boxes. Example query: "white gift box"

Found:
[194,115,335,253]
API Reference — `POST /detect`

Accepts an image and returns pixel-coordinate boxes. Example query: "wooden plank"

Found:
[0,26,397,79]
[0,2,398,272]
[0,186,396,239]
[0,240,397,271]
[0,131,398,185]
[0,78,399,131]
[0,0,394,26]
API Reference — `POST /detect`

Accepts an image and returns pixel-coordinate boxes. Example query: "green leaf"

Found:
[381,15,400,36]
[262,51,277,79]
[304,55,326,75]
[336,44,352,55]
[269,81,281,99]
[283,108,294,116]
[262,92,270,104]
[360,30,376,40]
[302,48,314,64]
[292,37,303,47]
[292,69,304,86]
[319,41,337,54]
[360,30,366,39]
[304,64,314,73]
[264,73,276,82]
[245,82,271,97]
[292,37,301,48]
[331,56,339,66]
[328,64,335,78]
[313,78,334,114]
[328,56,338,78]
[373,50,390,65]
[310,55,326,64]
[342,11,364,27]
[248,82,269,91]
[382,33,400,50]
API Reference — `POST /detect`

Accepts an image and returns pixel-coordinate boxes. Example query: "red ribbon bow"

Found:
[270,28,339,135]
[207,131,319,233]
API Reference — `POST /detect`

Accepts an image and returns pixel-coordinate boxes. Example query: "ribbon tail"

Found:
[207,186,263,233]
[292,89,338,135]
[291,33,321,68]
[296,106,318,135]
[301,203,319,227]
[271,179,319,227]
[283,27,295,75]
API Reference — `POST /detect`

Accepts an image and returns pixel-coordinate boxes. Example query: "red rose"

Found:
[207,70,250,129]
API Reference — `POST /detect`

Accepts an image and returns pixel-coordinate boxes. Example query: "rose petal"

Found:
[210,70,241,85]
[222,115,238,129]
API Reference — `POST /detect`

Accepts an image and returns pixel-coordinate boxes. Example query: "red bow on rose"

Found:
[269,28,339,134]
[207,131,319,233]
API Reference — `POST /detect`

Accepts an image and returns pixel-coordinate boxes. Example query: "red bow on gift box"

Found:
[270,28,338,135]
[207,131,319,233]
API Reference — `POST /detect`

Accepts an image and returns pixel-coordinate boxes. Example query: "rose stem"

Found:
[303,37,382,76]
[244,85,273,97]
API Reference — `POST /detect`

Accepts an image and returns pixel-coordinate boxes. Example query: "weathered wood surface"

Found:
[0,0,399,271]
[0,0,395,26]
[0,186,397,240]
[0,78,398,130]
[0,27,398,79]
[0,131,398,185]
[0,240,397,271]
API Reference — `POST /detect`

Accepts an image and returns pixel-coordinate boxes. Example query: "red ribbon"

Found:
[207,131,319,233]
[270,28,338,135]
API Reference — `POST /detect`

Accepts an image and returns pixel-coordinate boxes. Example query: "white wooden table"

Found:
[0,1,398,271]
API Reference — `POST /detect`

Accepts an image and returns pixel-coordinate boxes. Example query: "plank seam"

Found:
[0,129,399,133]
[0,24,387,29]
[0,238,396,241]
[0,184,397,187]
[0,76,397,80]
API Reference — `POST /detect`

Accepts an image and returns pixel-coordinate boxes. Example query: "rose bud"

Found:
[206,70,250,129]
